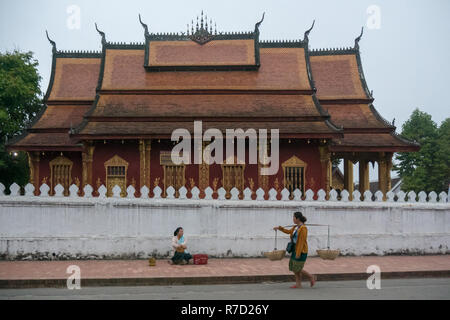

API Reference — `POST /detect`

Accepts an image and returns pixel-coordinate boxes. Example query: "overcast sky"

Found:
[1,0,449,182]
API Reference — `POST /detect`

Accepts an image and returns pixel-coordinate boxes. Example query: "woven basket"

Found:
[148,257,156,266]
[264,250,286,261]
[316,249,340,260]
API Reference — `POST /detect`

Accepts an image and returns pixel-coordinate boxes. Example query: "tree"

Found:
[435,118,450,192]
[0,50,43,188]
[393,108,449,193]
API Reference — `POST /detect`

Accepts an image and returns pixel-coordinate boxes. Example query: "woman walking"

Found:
[274,211,316,288]
[169,227,193,265]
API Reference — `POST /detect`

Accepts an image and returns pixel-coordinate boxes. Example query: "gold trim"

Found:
[82,142,95,188]
[49,156,73,196]
[139,140,145,190]
[145,139,151,188]
[257,141,270,191]
[162,164,185,197]
[319,145,331,194]
[199,141,210,191]
[27,152,40,193]
[221,155,245,198]
[281,155,307,195]
[105,155,129,197]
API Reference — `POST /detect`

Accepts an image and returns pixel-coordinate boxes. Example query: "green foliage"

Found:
[435,118,450,192]
[393,109,450,193]
[0,50,43,187]
[332,158,341,167]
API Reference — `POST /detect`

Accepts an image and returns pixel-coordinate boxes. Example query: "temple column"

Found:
[257,140,269,193]
[318,144,331,195]
[199,141,209,196]
[378,152,387,199]
[344,159,354,200]
[358,159,370,194]
[27,151,40,195]
[82,141,95,189]
[140,139,152,192]
[139,140,146,191]
[386,153,393,192]
[378,152,393,200]
[145,139,151,188]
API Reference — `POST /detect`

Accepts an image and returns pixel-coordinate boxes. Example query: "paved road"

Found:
[0,278,449,300]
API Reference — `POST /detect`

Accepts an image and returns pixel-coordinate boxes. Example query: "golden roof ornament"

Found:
[187,11,215,45]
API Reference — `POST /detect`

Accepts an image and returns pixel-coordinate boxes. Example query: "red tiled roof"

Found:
[331,133,420,151]
[48,57,101,101]
[10,133,81,149]
[76,120,340,137]
[309,54,367,100]
[101,48,311,91]
[147,39,256,67]
[91,94,322,118]
[326,104,390,129]
[31,105,90,129]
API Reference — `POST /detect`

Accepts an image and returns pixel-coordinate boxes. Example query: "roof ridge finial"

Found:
[303,20,315,42]
[354,26,364,49]
[201,10,204,30]
[254,12,265,35]
[45,30,56,53]
[138,14,150,37]
[95,23,106,45]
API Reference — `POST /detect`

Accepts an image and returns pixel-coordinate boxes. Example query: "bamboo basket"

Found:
[316,249,340,260]
[313,224,340,260]
[264,250,286,261]
[263,230,286,261]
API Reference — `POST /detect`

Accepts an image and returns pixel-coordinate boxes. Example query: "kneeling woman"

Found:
[170,227,193,265]
[274,211,316,288]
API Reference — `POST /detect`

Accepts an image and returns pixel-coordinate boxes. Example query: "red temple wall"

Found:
[150,139,324,198]
[38,151,83,194]
[34,139,325,198]
[91,140,140,194]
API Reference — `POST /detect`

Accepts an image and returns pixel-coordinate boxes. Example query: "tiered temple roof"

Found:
[8,13,419,153]
[309,29,418,152]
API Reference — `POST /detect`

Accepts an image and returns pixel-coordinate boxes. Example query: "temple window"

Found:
[282,156,307,196]
[104,155,128,197]
[222,156,245,198]
[163,165,186,197]
[160,151,185,197]
[49,156,73,196]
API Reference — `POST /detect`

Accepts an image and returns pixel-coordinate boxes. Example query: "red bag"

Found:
[193,254,208,265]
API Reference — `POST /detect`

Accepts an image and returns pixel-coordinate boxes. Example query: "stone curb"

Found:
[0,270,449,289]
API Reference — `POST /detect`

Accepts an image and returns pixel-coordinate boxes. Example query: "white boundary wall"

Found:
[1,189,449,259]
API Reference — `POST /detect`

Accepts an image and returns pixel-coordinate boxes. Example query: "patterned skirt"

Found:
[171,251,193,264]
[289,253,307,273]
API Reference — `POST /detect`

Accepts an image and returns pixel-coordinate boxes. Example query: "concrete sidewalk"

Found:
[0,255,449,288]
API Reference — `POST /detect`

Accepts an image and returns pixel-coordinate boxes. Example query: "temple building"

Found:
[7,13,419,199]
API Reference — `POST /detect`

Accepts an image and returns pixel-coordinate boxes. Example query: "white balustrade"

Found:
[1,182,449,205]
